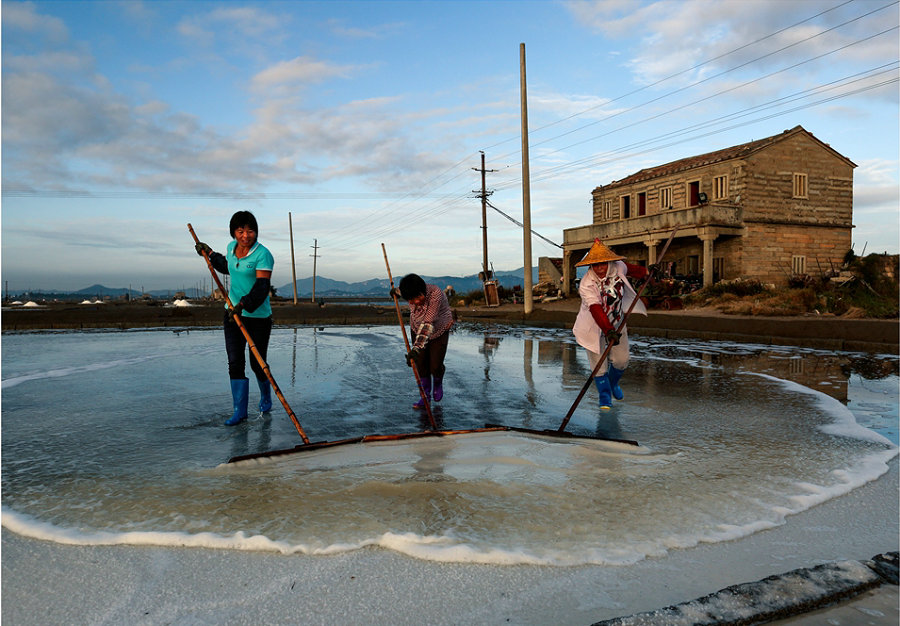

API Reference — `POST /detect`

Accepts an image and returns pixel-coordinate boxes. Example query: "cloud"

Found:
[250,56,358,93]
[207,6,284,38]
[566,0,899,89]
[175,5,291,64]
[326,17,407,40]
[1,1,69,42]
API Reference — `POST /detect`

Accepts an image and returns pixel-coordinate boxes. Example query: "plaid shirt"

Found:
[410,284,454,349]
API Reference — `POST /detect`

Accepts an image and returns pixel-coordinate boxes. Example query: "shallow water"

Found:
[2,324,896,565]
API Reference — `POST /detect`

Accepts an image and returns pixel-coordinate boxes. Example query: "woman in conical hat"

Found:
[572,238,651,409]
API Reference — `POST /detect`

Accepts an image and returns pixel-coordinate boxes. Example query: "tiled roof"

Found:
[596,125,851,190]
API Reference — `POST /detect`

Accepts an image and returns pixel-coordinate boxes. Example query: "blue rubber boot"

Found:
[608,366,625,401]
[413,377,432,409]
[594,374,613,410]
[432,375,444,402]
[226,378,249,425]
[257,378,272,413]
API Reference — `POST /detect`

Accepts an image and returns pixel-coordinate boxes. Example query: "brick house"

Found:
[561,126,856,294]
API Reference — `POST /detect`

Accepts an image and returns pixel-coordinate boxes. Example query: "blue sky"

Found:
[2,0,898,293]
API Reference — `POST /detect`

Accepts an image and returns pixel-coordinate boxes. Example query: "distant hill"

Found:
[11,268,539,301]
[277,268,538,297]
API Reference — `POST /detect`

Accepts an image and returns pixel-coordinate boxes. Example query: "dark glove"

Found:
[195,242,213,256]
[227,302,244,323]
[648,263,662,280]
[605,329,621,346]
[405,347,421,367]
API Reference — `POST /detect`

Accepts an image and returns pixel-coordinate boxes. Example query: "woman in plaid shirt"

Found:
[397,273,454,408]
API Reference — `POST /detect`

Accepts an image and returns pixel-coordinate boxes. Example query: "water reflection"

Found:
[639,342,899,405]
[1,325,896,567]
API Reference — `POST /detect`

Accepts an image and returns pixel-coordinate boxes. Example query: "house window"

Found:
[637,192,647,216]
[713,257,724,282]
[687,180,701,207]
[792,255,807,275]
[603,201,611,221]
[793,173,808,198]
[620,195,631,219]
[660,187,672,210]
[686,255,700,275]
[713,175,728,200]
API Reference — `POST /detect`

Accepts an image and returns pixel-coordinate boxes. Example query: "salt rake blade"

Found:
[483,423,639,447]
[226,426,511,463]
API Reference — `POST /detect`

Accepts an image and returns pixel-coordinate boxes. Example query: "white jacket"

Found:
[573,261,646,353]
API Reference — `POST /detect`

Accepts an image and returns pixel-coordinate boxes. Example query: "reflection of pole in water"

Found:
[700,350,713,396]
[291,328,297,386]
[524,333,534,386]
[480,333,501,380]
[523,334,537,426]
[561,342,588,390]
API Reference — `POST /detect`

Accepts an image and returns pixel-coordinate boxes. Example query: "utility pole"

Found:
[310,239,320,303]
[289,212,298,304]
[519,42,534,314]
[472,151,498,278]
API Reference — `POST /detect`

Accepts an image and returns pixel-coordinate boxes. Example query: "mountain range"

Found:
[13,268,539,300]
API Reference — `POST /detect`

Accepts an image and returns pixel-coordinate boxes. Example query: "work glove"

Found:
[195,242,213,256]
[605,329,621,346]
[405,347,421,367]
[648,263,662,281]
[227,302,244,323]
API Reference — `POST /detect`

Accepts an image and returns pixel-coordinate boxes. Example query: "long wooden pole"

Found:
[520,43,534,315]
[558,226,679,432]
[381,243,437,431]
[288,212,298,305]
[188,223,310,444]
[480,151,489,277]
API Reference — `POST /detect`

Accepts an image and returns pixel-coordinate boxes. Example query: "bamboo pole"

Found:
[188,223,310,444]
[558,226,679,432]
[381,243,437,431]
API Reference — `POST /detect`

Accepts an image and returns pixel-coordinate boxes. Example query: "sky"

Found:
[2,0,898,293]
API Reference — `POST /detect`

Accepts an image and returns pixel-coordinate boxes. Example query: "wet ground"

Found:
[2,324,896,568]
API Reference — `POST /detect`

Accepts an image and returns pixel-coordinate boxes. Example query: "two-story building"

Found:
[561,126,856,294]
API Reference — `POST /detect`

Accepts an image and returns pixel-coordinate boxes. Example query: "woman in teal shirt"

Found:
[195,211,275,425]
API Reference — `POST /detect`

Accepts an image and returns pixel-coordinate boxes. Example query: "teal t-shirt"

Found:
[226,240,274,318]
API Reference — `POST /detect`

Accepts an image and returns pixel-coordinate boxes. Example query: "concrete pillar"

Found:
[562,249,572,297]
[644,237,660,265]
[699,231,717,287]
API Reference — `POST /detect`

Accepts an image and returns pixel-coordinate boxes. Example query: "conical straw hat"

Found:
[575,238,625,266]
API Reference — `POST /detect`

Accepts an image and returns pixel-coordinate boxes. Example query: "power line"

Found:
[487,1,900,167]
[496,62,899,189]
[481,0,863,153]
[485,200,562,249]
[7,1,894,260]
[335,4,899,249]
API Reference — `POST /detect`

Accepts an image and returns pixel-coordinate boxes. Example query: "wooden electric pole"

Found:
[472,151,497,277]
[310,239,320,303]
[289,212,298,304]
[520,42,534,314]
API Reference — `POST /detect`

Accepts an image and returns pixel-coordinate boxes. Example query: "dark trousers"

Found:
[412,331,449,379]
[224,313,272,380]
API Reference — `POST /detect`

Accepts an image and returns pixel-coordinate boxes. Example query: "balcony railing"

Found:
[564,204,743,246]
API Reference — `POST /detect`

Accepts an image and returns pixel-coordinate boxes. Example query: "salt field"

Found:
[2,324,896,568]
